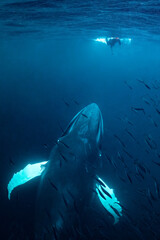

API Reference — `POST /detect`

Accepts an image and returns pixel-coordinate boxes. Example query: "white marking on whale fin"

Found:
[96,177,122,224]
[7,161,48,200]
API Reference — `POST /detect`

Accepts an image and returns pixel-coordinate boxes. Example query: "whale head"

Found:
[54,103,104,167]
[63,103,103,149]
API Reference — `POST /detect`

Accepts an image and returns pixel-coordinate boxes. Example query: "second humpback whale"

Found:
[7,103,122,239]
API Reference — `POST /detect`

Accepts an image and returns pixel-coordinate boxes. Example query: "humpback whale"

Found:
[7,103,122,239]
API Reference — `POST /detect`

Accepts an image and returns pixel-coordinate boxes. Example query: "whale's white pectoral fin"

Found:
[96,177,122,224]
[7,161,48,200]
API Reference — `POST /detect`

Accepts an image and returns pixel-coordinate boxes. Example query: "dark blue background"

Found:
[0,1,160,239]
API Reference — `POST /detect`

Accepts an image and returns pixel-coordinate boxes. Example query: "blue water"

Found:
[0,0,160,239]
[0,0,160,40]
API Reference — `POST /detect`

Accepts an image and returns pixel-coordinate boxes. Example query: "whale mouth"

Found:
[61,103,103,151]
